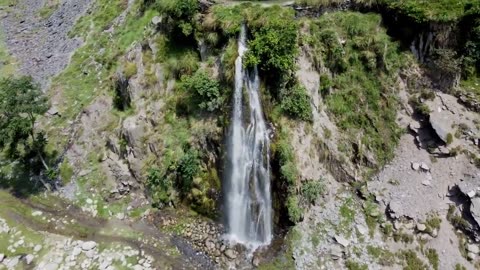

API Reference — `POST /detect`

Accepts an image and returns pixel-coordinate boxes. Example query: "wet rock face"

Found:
[1,0,93,89]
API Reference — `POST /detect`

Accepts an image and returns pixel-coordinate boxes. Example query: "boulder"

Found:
[430,110,454,143]
[470,197,480,227]
[330,245,343,260]
[81,241,97,251]
[5,256,20,269]
[468,252,477,261]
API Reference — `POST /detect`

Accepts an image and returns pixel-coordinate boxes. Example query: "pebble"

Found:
[81,241,97,251]
[25,254,34,265]
[416,223,427,232]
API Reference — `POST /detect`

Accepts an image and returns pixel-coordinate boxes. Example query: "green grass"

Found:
[0,28,15,78]
[425,248,439,270]
[307,12,412,167]
[47,2,158,147]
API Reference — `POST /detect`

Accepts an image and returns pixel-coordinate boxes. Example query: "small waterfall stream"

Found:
[224,25,272,249]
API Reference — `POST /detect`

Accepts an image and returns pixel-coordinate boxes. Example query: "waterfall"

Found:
[224,25,272,249]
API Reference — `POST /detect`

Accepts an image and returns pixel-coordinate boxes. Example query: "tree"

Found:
[0,77,50,189]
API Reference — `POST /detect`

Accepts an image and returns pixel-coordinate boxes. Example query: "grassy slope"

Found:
[304,12,414,167]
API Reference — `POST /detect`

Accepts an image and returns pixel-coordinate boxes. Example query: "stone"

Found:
[81,241,97,251]
[86,198,93,204]
[409,122,421,133]
[72,246,82,256]
[100,260,111,270]
[330,246,343,259]
[334,235,350,247]
[356,225,368,236]
[85,249,96,258]
[467,244,480,254]
[133,265,143,270]
[0,254,4,263]
[420,163,430,172]
[416,223,427,232]
[431,228,438,238]
[468,190,477,198]
[422,180,432,186]
[25,254,34,264]
[252,257,260,267]
[471,197,480,227]
[430,111,453,144]
[5,256,20,268]
[44,262,59,270]
[411,162,420,171]
[468,252,476,261]
[151,16,163,26]
[224,249,237,259]
[32,211,43,217]
[116,213,125,220]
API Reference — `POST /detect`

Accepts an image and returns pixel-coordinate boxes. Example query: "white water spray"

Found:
[224,25,272,249]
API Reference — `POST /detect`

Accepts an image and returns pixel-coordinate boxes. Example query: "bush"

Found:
[425,248,439,270]
[154,0,199,38]
[287,195,303,223]
[180,70,224,112]
[177,147,200,195]
[244,6,299,90]
[123,62,137,79]
[147,167,174,207]
[301,179,325,204]
[280,84,313,122]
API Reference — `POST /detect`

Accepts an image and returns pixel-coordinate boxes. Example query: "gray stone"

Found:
[356,225,368,236]
[33,244,42,252]
[416,223,427,232]
[151,16,163,26]
[411,162,420,171]
[409,122,421,133]
[72,246,82,256]
[468,252,476,261]
[468,190,477,198]
[330,246,343,259]
[467,244,480,254]
[430,111,453,144]
[81,241,97,251]
[224,249,237,259]
[420,163,430,172]
[252,256,260,267]
[471,197,480,227]
[5,256,20,268]
[422,180,432,186]
[25,254,34,264]
[0,254,3,263]
[334,235,350,247]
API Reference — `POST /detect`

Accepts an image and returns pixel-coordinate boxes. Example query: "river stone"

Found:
[224,249,237,259]
[81,241,97,251]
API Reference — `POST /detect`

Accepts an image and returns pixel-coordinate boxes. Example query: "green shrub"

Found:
[180,70,224,112]
[280,84,313,121]
[345,260,368,270]
[287,195,303,223]
[399,250,427,270]
[123,62,137,79]
[177,147,200,195]
[147,167,174,207]
[244,6,299,90]
[59,160,74,185]
[154,0,199,38]
[425,248,439,270]
[446,133,454,145]
[301,179,325,204]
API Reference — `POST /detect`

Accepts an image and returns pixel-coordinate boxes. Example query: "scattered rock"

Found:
[81,241,97,251]
[32,210,43,217]
[25,254,34,264]
[468,190,477,198]
[420,163,430,172]
[5,256,20,268]
[224,249,237,259]
[416,223,427,232]
[33,244,42,252]
[334,235,350,247]
[467,244,479,254]
[409,122,421,133]
[72,246,82,256]
[252,256,260,267]
[44,262,59,270]
[356,225,368,236]
[411,162,420,171]
[468,252,476,261]
[330,245,343,260]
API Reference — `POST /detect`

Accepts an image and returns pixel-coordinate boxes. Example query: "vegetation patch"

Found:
[306,12,410,167]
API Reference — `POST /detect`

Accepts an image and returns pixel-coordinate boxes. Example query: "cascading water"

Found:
[224,24,272,249]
